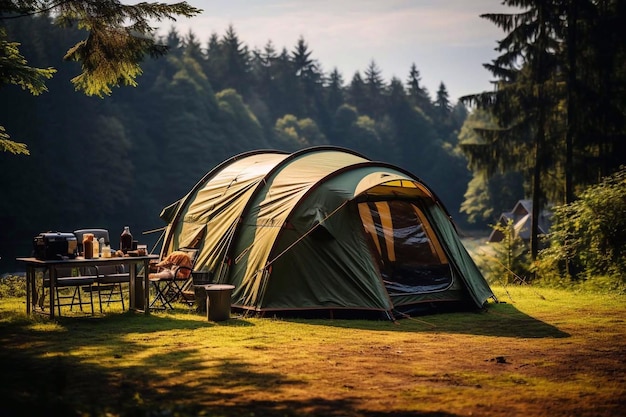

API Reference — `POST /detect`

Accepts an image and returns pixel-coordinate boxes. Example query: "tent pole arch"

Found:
[160,149,288,255]
[259,158,456,275]
[221,146,372,278]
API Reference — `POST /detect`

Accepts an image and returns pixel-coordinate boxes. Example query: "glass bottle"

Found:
[83,233,94,259]
[120,226,133,254]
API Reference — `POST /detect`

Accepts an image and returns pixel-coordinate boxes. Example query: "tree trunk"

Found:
[565,0,578,205]
[531,128,542,264]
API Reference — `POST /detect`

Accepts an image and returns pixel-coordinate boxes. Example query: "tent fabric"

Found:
[158,146,495,317]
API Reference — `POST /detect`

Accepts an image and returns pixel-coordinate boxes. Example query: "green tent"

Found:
[159,146,495,318]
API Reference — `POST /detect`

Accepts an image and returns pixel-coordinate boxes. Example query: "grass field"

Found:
[0,285,625,417]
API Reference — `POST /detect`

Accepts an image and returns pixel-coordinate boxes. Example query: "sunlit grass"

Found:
[1,286,625,416]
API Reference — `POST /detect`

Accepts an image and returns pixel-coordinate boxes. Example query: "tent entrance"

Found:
[358,200,453,297]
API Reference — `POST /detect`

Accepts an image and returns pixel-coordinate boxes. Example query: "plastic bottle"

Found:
[120,226,133,254]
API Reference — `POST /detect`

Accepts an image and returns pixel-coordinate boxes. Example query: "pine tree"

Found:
[326,68,344,115]
[204,32,223,90]
[219,25,251,96]
[0,0,201,151]
[461,0,564,262]
[406,63,431,114]
[292,36,316,79]
[458,109,525,225]
[564,0,626,195]
[271,47,302,119]
[347,71,366,114]
[434,82,451,120]
[362,60,385,119]
[183,30,204,62]
[291,36,324,122]
[0,27,55,154]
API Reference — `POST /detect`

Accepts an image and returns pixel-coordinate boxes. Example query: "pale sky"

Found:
[156,0,513,102]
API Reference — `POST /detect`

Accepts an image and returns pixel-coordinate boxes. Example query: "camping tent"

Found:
[158,146,495,318]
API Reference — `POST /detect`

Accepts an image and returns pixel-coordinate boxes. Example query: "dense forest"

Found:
[3,0,625,282]
[0,15,474,270]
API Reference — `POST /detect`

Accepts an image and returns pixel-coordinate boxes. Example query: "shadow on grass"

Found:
[0,312,459,417]
[84,300,569,340]
[280,302,570,339]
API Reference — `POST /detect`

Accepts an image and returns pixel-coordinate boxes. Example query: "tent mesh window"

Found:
[359,200,453,295]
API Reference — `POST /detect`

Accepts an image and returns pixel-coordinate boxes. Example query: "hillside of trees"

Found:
[0,16,475,270]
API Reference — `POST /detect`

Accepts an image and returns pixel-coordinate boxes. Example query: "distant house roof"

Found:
[488,200,552,243]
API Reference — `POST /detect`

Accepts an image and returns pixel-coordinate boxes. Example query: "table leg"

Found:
[129,263,135,311]
[32,268,38,312]
[49,266,56,319]
[143,259,150,315]
[129,262,139,311]
[26,267,32,315]
[129,260,151,314]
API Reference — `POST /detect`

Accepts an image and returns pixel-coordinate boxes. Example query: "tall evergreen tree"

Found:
[183,30,204,62]
[219,25,251,97]
[204,31,223,90]
[347,71,367,114]
[291,36,324,123]
[252,40,278,92]
[246,41,276,131]
[434,82,451,119]
[406,63,431,114]
[565,0,626,195]
[325,67,345,116]
[458,110,525,225]
[292,36,316,78]
[461,0,563,262]
[362,60,386,119]
[163,26,184,57]
[268,47,301,119]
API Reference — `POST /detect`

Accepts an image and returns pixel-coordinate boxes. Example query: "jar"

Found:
[93,236,100,258]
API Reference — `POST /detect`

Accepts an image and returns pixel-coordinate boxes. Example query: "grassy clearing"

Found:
[1,285,625,417]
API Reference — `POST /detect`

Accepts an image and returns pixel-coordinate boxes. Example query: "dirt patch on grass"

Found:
[242,329,624,416]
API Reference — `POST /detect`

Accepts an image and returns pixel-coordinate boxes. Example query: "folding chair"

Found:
[93,264,129,312]
[40,266,96,316]
[74,229,130,312]
[148,248,198,310]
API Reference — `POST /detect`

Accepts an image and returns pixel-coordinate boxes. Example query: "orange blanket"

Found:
[154,251,193,278]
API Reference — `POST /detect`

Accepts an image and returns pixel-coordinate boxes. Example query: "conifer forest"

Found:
[1,1,625,272]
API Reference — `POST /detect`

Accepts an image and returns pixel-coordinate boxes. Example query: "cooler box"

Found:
[33,232,78,260]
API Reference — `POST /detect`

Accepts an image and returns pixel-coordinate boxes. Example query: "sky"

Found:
[155,0,514,102]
